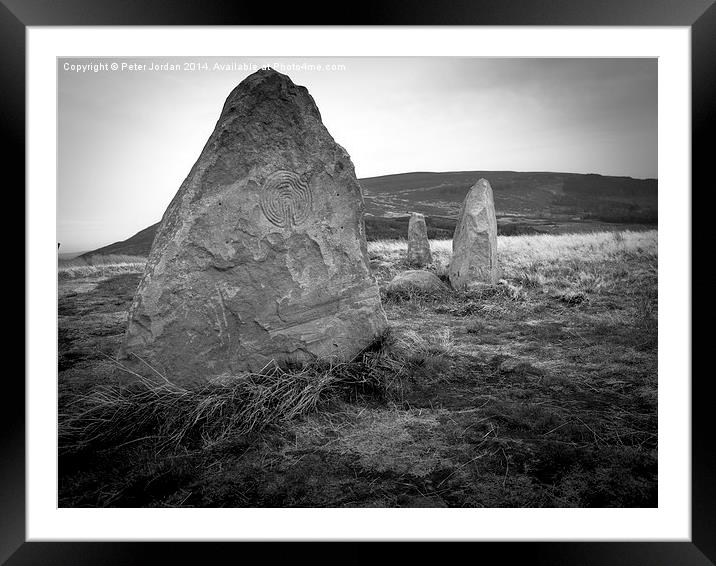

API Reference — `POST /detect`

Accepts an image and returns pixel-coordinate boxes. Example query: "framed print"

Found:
[10,0,713,563]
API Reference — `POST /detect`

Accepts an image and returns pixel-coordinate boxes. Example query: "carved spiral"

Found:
[260,170,312,228]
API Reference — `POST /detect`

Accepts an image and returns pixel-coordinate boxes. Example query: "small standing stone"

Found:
[388,270,446,292]
[406,213,432,267]
[448,178,499,289]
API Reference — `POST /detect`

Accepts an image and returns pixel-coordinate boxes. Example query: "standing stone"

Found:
[406,213,432,267]
[119,68,387,384]
[388,270,446,292]
[448,179,499,289]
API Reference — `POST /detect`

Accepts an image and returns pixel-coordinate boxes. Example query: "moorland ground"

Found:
[58,230,657,507]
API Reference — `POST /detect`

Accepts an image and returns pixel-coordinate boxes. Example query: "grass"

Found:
[61,361,334,454]
[64,230,654,282]
[58,254,146,279]
[370,229,655,275]
[58,229,657,508]
[60,332,410,451]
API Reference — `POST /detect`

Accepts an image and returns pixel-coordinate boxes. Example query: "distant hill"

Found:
[83,223,160,258]
[361,170,657,222]
[82,170,657,258]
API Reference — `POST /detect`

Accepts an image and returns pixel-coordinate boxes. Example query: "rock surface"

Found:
[406,212,432,267]
[448,178,499,288]
[388,270,446,292]
[119,68,387,384]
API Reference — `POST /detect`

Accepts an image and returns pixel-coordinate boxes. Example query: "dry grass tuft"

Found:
[59,334,408,455]
[58,254,147,280]
[395,328,456,359]
[60,361,332,453]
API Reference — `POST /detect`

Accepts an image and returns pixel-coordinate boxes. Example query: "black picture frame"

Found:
[10,0,711,563]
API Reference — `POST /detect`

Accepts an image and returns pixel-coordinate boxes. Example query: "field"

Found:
[58,230,657,508]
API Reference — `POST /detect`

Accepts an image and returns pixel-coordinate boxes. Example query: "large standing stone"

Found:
[406,213,432,267]
[119,68,387,384]
[448,179,499,288]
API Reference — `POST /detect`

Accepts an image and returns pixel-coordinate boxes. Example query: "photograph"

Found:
[0,0,709,555]
[57,56,659,509]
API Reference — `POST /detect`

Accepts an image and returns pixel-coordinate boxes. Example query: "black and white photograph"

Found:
[56,56,660,509]
[4,0,710,558]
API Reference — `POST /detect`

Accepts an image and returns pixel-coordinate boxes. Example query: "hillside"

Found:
[82,223,159,258]
[361,170,657,221]
[83,170,657,257]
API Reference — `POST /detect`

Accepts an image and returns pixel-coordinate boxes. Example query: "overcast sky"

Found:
[58,57,657,253]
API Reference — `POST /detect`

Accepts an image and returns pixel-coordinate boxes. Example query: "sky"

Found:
[58,57,657,253]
